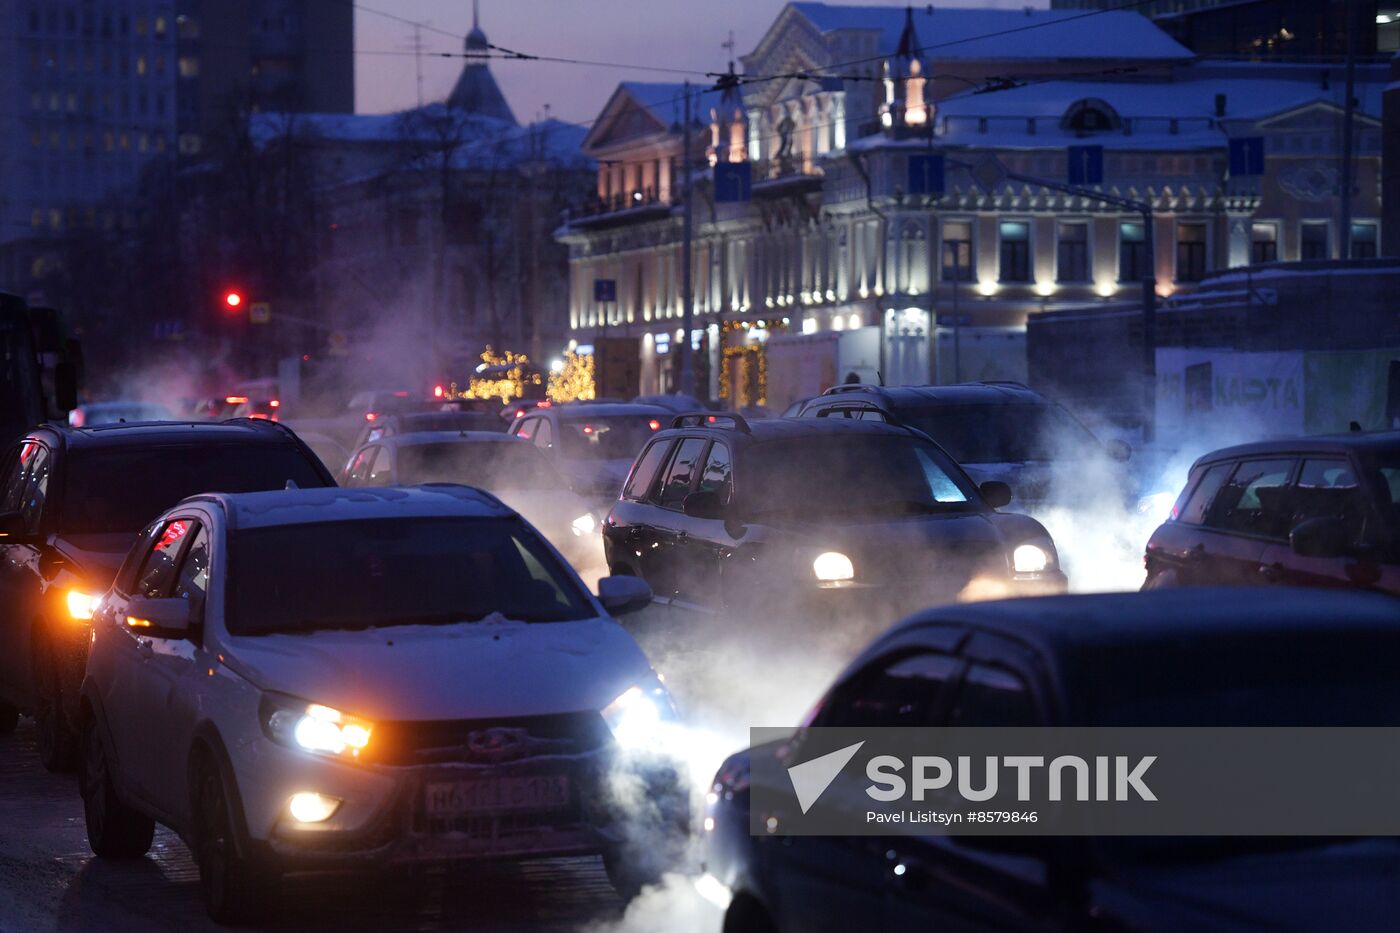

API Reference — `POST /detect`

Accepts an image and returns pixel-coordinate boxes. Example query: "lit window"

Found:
[1350,222,1377,259]
[136,54,147,76]
[998,221,1030,283]
[154,15,167,38]
[1250,223,1277,264]
[1119,221,1147,282]
[178,56,199,78]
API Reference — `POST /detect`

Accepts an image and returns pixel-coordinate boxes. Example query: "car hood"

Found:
[220,616,653,722]
[54,533,137,585]
[772,510,1004,552]
[1096,841,1400,932]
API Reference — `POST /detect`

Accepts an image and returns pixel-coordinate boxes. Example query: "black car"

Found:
[602,414,1066,624]
[510,401,672,508]
[706,587,1400,933]
[795,383,1128,508]
[347,409,506,453]
[0,419,334,769]
[1143,431,1400,595]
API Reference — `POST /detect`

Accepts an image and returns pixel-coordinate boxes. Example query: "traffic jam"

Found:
[2,294,1397,931]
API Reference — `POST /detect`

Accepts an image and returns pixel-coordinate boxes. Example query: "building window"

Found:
[177,15,200,39]
[1119,221,1147,281]
[1300,222,1329,261]
[178,134,201,155]
[1176,223,1207,282]
[941,220,973,282]
[1250,223,1277,264]
[1350,222,1378,259]
[136,54,147,76]
[154,15,167,39]
[1056,222,1089,282]
[998,221,1030,282]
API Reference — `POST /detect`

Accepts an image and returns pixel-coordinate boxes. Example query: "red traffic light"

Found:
[224,291,243,309]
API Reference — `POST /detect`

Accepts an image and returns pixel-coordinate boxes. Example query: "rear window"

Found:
[559,414,662,461]
[60,443,327,534]
[900,403,1100,463]
[396,441,560,490]
[1177,462,1232,525]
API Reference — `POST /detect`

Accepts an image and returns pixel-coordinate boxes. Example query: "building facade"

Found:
[558,3,1385,410]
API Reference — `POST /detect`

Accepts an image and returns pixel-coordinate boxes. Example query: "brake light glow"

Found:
[706,415,717,423]
[365,412,378,422]
[392,391,410,398]
[269,399,280,408]
[433,385,444,398]
[225,395,248,404]
[583,425,595,434]
[648,419,661,430]
[537,400,552,408]
[514,409,526,418]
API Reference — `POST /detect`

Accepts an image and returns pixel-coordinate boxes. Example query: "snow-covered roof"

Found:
[789,2,1192,61]
[616,82,726,129]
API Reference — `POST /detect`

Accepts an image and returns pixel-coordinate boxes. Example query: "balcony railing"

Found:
[576,187,675,219]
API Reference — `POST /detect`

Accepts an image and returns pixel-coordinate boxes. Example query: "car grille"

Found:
[363,711,613,767]
[861,540,1006,589]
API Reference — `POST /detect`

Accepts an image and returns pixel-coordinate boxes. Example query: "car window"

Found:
[533,418,554,450]
[624,439,673,501]
[137,519,194,598]
[16,443,51,535]
[347,446,379,485]
[0,447,23,514]
[1204,458,1296,539]
[172,524,211,621]
[947,664,1039,727]
[512,416,535,439]
[655,438,707,509]
[1293,459,1367,542]
[822,652,960,727]
[697,442,733,505]
[1177,462,1232,525]
[367,447,393,485]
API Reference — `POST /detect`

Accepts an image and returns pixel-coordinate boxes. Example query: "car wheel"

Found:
[193,757,278,924]
[81,714,154,858]
[1141,568,1179,591]
[32,626,77,771]
[0,702,18,735]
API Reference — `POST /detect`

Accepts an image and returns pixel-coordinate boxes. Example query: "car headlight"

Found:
[812,551,855,583]
[1136,490,1177,522]
[261,694,373,759]
[601,673,677,749]
[66,589,102,621]
[570,512,597,536]
[1012,543,1050,574]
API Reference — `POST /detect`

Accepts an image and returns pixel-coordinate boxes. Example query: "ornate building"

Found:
[557,3,1384,409]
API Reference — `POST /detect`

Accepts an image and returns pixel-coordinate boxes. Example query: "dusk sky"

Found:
[353,0,1049,125]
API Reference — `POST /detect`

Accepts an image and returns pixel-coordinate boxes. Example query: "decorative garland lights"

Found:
[445,347,542,403]
[547,351,596,403]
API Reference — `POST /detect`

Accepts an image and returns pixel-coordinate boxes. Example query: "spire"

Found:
[448,0,516,123]
[895,4,919,61]
[882,5,929,131]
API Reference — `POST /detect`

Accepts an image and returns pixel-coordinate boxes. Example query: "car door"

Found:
[1259,456,1376,590]
[1190,458,1297,585]
[882,639,1063,932]
[102,517,196,803]
[671,439,736,607]
[0,440,52,707]
[767,647,964,933]
[638,437,707,601]
[605,437,674,576]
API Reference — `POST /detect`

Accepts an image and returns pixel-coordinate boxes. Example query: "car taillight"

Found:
[433,385,444,398]
[648,419,661,430]
[365,411,378,422]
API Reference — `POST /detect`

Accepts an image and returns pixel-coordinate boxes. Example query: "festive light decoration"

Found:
[445,347,541,403]
[547,350,596,403]
[717,318,785,407]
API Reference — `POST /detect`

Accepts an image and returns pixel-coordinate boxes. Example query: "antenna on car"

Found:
[285,479,299,490]
[876,370,885,386]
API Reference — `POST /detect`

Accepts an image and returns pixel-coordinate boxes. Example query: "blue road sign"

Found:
[908,153,945,195]
[1067,145,1104,186]
[593,279,617,303]
[1229,137,1265,177]
[714,162,752,202]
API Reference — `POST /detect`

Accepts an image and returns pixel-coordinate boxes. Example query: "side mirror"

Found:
[682,490,727,520]
[53,360,79,414]
[123,596,194,639]
[0,510,30,541]
[980,481,1013,509]
[597,575,653,617]
[1290,516,1349,559]
[1106,439,1132,463]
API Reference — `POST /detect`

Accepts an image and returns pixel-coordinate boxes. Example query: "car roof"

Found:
[656,415,921,444]
[868,588,1400,720]
[195,485,516,531]
[32,419,303,450]
[381,430,524,449]
[549,402,671,418]
[819,382,1048,407]
[1194,430,1400,464]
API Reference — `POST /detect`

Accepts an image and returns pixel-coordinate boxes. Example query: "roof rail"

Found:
[975,380,1031,389]
[671,411,752,434]
[815,403,894,421]
[822,384,884,396]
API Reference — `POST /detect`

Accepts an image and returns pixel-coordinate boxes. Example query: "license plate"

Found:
[424,775,570,816]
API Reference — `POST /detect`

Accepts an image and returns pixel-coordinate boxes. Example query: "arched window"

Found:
[1061,98,1121,135]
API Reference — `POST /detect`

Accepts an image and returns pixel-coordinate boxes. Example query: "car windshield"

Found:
[746,435,978,519]
[558,415,660,461]
[396,441,561,490]
[229,518,592,635]
[398,413,502,433]
[61,444,325,534]
[901,403,1101,463]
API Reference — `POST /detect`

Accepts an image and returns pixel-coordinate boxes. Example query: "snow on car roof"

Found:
[209,485,515,530]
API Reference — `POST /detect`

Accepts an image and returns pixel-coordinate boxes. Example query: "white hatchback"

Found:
[78,486,685,922]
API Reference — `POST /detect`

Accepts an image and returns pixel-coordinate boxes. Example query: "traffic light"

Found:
[224,290,244,310]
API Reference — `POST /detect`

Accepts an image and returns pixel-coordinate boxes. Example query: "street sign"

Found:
[1228,137,1265,177]
[1067,145,1104,186]
[714,162,752,202]
[970,155,1008,194]
[593,279,617,303]
[249,301,271,324]
[908,153,945,196]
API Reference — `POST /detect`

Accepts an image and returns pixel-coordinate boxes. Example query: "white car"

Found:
[77,486,685,922]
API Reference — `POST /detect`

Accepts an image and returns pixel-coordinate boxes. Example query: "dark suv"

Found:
[0,419,334,768]
[1143,431,1399,594]
[602,415,1066,625]
[795,383,1128,508]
